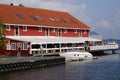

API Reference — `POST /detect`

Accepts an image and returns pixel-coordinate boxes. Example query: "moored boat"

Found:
[59,50,93,61]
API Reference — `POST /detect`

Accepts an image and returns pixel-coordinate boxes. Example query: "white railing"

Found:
[30,46,84,55]
[89,44,119,51]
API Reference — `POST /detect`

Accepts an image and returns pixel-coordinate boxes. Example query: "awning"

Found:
[6,36,101,44]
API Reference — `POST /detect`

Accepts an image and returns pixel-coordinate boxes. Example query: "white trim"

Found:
[11,43,16,50]
[84,30,87,34]
[23,26,27,31]
[4,23,91,30]
[45,28,49,36]
[6,44,11,50]
[6,25,11,31]
[64,29,67,33]
[14,26,19,36]
[38,27,42,32]
[52,28,56,32]
[23,43,28,50]
[7,36,102,44]
[74,29,77,33]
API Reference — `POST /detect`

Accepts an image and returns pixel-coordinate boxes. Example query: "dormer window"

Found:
[23,26,27,31]
[49,17,56,22]
[16,14,24,19]
[6,25,10,31]
[36,16,44,21]
[30,15,38,20]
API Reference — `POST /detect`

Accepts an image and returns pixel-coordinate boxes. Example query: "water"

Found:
[0,54,120,80]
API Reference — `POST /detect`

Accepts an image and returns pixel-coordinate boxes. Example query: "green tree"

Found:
[0,18,7,48]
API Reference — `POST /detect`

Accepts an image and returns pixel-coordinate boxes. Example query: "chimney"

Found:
[10,3,14,6]
[19,4,24,7]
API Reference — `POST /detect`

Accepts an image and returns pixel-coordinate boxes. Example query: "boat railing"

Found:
[89,43,119,51]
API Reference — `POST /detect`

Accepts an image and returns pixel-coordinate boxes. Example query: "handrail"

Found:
[89,44,119,51]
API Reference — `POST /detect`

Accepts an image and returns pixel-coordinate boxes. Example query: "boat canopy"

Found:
[6,36,101,44]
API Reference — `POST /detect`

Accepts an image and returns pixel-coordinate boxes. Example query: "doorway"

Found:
[14,26,19,36]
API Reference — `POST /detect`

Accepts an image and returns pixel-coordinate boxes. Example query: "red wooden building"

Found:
[0,4,98,56]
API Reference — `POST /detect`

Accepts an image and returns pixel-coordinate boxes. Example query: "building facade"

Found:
[0,4,98,56]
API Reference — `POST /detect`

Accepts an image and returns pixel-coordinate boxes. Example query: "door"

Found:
[58,29,62,37]
[45,28,49,36]
[14,26,19,36]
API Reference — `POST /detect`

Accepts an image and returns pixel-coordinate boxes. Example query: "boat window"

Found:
[74,54,76,56]
[77,55,79,56]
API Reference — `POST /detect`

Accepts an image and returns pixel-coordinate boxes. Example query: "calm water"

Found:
[0,53,120,80]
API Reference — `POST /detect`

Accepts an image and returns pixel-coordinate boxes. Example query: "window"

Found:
[23,43,28,50]
[38,27,42,32]
[6,44,11,50]
[52,28,56,32]
[84,30,87,34]
[16,14,24,19]
[11,43,16,50]
[23,26,27,31]
[74,29,77,33]
[6,25,10,31]
[64,29,67,33]
[49,17,56,22]
[30,15,38,20]
[36,16,44,21]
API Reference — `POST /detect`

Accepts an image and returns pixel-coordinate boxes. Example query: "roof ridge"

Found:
[0,4,68,14]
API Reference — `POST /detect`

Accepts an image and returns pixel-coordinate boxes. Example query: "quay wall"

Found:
[0,56,65,72]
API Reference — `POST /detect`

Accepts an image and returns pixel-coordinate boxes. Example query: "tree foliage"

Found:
[0,18,7,48]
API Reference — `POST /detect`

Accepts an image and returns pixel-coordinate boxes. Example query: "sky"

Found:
[0,0,120,39]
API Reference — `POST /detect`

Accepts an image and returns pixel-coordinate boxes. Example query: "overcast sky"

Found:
[0,0,120,39]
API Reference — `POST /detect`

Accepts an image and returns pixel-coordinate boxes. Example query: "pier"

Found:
[0,56,65,72]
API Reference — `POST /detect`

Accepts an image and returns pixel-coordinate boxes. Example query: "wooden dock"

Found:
[0,56,65,72]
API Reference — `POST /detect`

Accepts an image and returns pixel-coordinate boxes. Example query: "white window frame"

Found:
[64,29,67,33]
[74,29,77,33]
[38,27,42,32]
[11,43,16,50]
[84,30,87,34]
[6,25,11,31]
[52,28,56,32]
[23,43,28,50]
[23,26,27,31]
[6,44,11,50]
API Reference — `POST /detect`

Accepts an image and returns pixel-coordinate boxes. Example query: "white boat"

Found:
[60,50,93,61]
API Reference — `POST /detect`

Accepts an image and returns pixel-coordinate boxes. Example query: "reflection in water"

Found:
[0,54,120,80]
